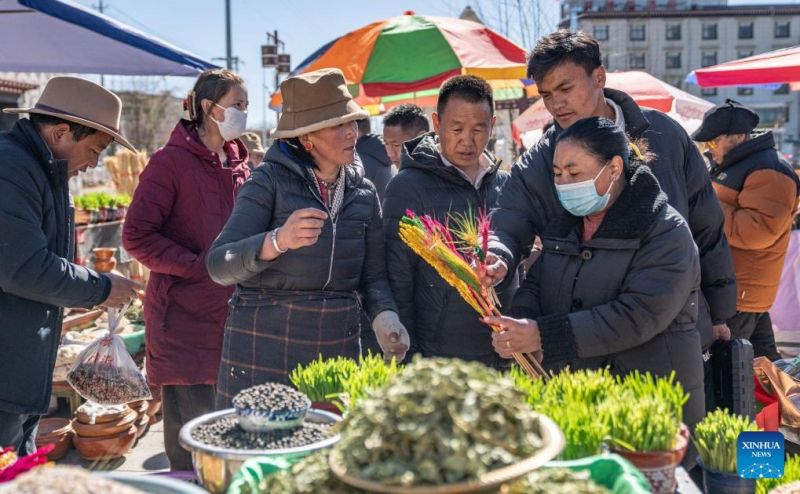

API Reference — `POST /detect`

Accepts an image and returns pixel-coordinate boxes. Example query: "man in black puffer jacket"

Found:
[383,75,514,368]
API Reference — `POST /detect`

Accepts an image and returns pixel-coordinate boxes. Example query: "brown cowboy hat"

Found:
[4,76,136,152]
[272,68,368,139]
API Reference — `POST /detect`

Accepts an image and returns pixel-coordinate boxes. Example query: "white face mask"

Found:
[210,103,247,141]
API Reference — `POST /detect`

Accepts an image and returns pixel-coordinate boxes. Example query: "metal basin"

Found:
[179,408,340,494]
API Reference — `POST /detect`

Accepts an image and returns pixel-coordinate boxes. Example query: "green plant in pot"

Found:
[290,355,359,413]
[694,409,759,494]
[514,368,615,460]
[757,454,800,494]
[604,372,689,494]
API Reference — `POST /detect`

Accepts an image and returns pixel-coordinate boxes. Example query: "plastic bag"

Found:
[66,306,151,405]
[774,356,800,381]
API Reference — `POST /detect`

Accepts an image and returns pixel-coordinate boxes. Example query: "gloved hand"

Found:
[371,311,410,363]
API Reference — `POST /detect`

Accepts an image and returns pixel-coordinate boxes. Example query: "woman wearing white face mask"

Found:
[122,68,251,471]
[483,116,706,432]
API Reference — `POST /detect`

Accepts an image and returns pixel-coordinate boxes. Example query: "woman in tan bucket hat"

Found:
[207,68,409,406]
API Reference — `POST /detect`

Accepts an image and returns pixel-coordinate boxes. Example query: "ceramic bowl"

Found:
[35,417,74,460]
[234,395,311,433]
[73,424,137,461]
[73,408,137,438]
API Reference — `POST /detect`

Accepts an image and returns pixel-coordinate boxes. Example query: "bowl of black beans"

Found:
[179,385,339,494]
[232,382,311,432]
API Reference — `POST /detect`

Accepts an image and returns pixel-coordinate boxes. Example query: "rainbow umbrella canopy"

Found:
[270,11,528,113]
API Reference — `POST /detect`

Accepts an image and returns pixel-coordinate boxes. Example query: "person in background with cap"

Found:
[693,99,800,360]
[123,68,251,470]
[0,76,140,454]
[206,68,408,407]
[382,103,430,170]
[355,118,393,202]
[241,131,265,170]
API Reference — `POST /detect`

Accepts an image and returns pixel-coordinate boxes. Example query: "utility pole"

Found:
[261,30,291,139]
[95,0,107,86]
[225,0,233,70]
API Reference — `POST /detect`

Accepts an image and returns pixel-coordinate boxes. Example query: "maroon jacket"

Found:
[123,120,249,386]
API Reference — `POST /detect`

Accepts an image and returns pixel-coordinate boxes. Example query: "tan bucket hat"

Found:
[4,76,136,152]
[241,131,265,154]
[272,68,368,139]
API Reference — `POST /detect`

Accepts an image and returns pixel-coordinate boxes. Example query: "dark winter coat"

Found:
[356,133,394,203]
[206,141,396,321]
[511,164,705,427]
[708,131,800,312]
[491,88,736,349]
[383,133,513,368]
[122,120,249,386]
[0,119,111,414]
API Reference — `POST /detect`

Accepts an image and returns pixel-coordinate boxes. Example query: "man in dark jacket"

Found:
[355,118,393,202]
[383,75,513,368]
[693,100,800,360]
[382,103,430,169]
[0,77,140,454]
[482,30,736,366]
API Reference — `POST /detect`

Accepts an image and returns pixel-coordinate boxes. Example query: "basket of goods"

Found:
[327,357,565,493]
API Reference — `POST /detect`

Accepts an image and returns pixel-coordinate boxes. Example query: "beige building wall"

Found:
[574,9,800,151]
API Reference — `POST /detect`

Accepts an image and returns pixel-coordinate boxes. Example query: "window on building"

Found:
[666,52,681,69]
[775,21,791,38]
[739,22,754,39]
[701,87,718,97]
[775,84,790,95]
[737,50,754,60]
[629,24,646,41]
[628,52,646,69]
[702,51,718,67]
[702,23,718,40]
[666,24,681,41]
[757,106,789,126]
[594,25,609,41]
[737,87,754,96]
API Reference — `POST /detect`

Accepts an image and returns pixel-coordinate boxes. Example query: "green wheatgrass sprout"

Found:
[694,409,759,473]
[602,395,681,452]
[511,368,688,458]
[757,455,800,494]
[289,355,360,403]
[340,353,401,411]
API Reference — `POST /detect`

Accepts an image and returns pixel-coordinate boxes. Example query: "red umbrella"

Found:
[694,45,800,87]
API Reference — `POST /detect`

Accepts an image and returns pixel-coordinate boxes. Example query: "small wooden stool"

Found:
[52,381,83,415]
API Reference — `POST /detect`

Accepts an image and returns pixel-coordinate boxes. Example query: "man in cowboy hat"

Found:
[693,99,800,361]
[240,131,265,170]
[0,76,140,454]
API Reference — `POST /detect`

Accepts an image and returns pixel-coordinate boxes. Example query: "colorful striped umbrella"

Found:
[270,11,528,113]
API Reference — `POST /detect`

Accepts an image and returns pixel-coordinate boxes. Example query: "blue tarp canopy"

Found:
[0,0,216,76]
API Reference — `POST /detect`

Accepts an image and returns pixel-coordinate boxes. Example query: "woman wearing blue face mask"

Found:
[484,116,705,430]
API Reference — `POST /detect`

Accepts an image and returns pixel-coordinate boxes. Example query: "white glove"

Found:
[371,311,410,363]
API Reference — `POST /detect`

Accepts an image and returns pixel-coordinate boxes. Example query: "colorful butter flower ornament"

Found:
[398,208,547,378]
[0,444,54,482]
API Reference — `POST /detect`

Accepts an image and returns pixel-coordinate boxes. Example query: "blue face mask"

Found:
[555,165,616,217]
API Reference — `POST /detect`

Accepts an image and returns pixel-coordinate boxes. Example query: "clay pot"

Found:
[145,399,162,421]
[75,403,131,425]
[73,424,137,461]
[92,247,118,273]
[73,408,137,438]
[135,413,150,439]
[35,418,74,461]
[311,401,343,416]
[75,209,91,225]
[611,424,689,494]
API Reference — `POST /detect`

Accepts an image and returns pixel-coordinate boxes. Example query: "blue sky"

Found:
[72,0,796,131]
